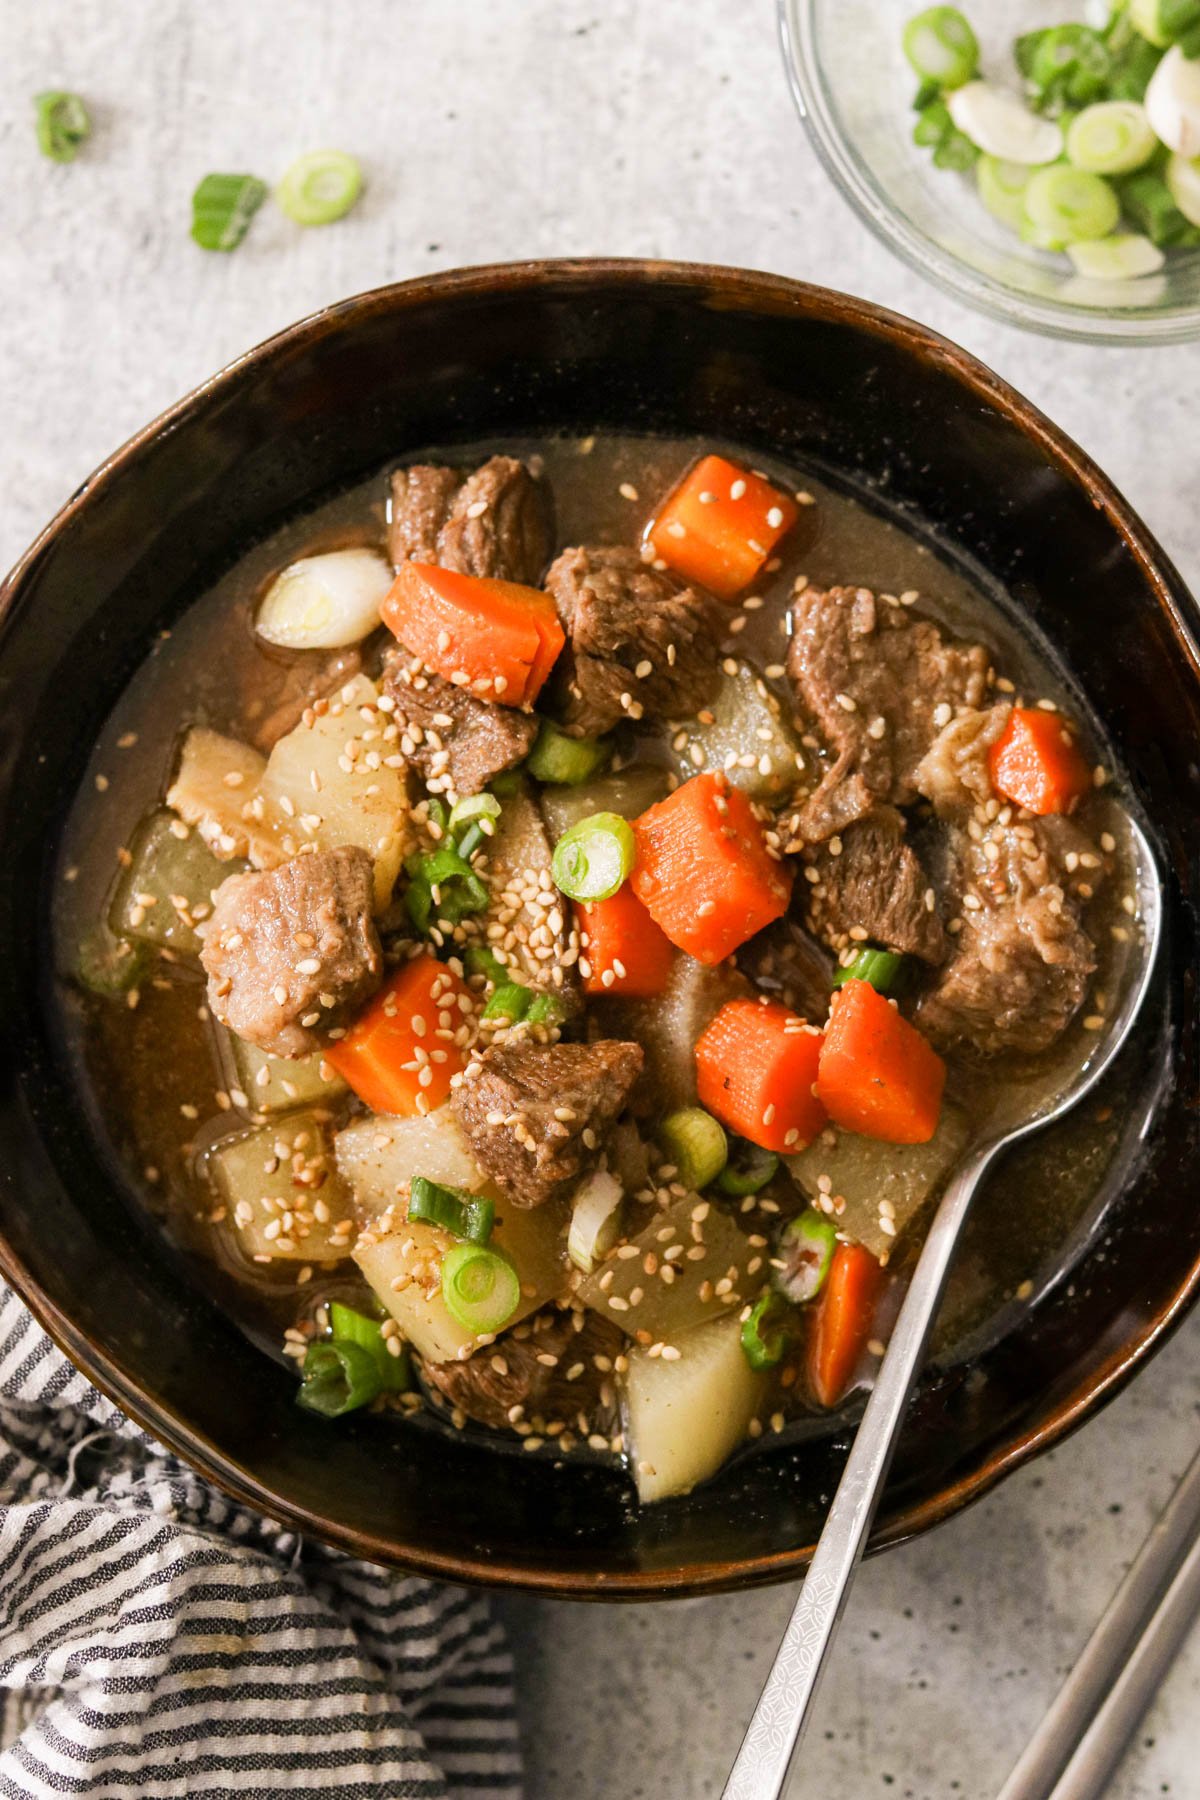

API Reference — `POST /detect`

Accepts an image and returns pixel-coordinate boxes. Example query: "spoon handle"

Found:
[722,1143,995,1800]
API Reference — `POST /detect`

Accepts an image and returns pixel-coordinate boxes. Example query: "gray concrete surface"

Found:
[2,4,1197,1796]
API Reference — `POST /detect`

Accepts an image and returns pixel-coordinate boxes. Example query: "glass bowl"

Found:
[780,0,1200,343]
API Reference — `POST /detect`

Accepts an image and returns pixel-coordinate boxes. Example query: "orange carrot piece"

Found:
[807,1242,886,1409]
[380,562,565,708]
[645,453,799,601]
[817,979,945,1145]
[988,706,1092,816]
[575,886,674,998]
[695,998,827,1153]
[630,771,793,964]
[324,954,470,1116]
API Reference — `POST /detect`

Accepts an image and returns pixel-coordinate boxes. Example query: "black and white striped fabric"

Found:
[0,1285,523,1799]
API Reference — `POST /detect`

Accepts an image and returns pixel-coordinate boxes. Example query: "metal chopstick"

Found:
[996,1442,1200,1800]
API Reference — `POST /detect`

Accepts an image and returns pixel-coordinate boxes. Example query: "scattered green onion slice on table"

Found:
[34,90,91,162]
[1023,163,1121,244]
[191,173,268,252]
[439,1243,521,1335]
[328,1301,412,1391]
[297,1339,382,1417]
[716,1143,780,1197]
[658,1108,728,1191]
[773,1210,838,1306]
[902,7,979,88]
[409,1175,494,1245]
[527,720,611,786]
[275,149,363,226]
[1066,101,1157,173]
[832,948,907,995]
[740,1291,794,1373]
[551,811,636,902]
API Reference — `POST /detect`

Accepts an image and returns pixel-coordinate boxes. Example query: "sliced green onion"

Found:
[773,1210,838,1305]
[526,991,567,1027]
[409,1174,494,1245]
[1015,25,1112,111]
[1119,166,1200,243]
[191,173,268,252]
[483,982,533,1023]
[976,155,1035,229]
[405,845,489,932]
[34,90,90,162]
[1167,149,1200,224]
[716,1143,780,1197]
[902,8,979,88]
[297,1339,382,1417]
[1131,0,1200,48]
[1022,164,1120,243]
[450,793,502,859]
[567,1170,625,1273]
[913,97,981,171]
[947,82,1062,162]
[551,811,635,902]
[527,719,611,786]
[1066,232,1166,276]
[1067,101,1157,173]
[328,1301,412,1391]
[439,1243,521,1335]
[832,948,908,994]
[740,1290,794,1373]
[276,149,363,226]
[658,1108,728,1191]
[465,942,508,985]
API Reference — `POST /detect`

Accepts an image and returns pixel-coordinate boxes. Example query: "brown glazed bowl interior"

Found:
[0,262,1197,1597]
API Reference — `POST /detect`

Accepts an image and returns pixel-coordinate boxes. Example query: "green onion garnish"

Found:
[409,1175,494,1245]
[405,844,489,933]
[1015,24,1113,113]
[450,791,502,860]
[551,811,636,902]
[832,948,908,995]
[483,982,533,1023]
[740,1290,794,1373]
[658,1108,728,1191]
[773,1210,838,1305]
[1066,101,1157,174]
[527,720,611,787]
[328,1301,412,1391]
[716,1142,780,1197]
[296,1338,382,1416]
[275,149,363,227]
[191,173,268,252]
[34,90,91,163]
[439,1243,521,1335]
[1022,164,1121,247]
[912,96,980,171]
[526,991,567,1027]
[902,7,979,88]
[1120,167,1200,245]
[465,942,508,984]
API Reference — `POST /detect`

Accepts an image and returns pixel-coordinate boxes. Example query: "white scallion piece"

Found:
[1066,234,1166,279]
[1166,151,1200,227]
[947,81,1063,164]
[255,548,392,649]
[1145,45,1200,159]
[1067,102,1157,176]
[567,1169,625,1274]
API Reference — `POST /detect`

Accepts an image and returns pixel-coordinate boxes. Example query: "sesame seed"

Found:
[729,479,747,500]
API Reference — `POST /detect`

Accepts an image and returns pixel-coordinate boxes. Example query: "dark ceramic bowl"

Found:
[1,262,1197,1597]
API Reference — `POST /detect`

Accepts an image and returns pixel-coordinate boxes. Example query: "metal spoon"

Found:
[723,815,1163,1800]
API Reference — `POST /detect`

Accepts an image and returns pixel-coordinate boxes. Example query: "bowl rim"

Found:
[778,0,1200,348]
[2,256,1199,1597]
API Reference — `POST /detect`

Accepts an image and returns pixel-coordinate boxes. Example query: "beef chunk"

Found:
[544,545,720,737]
[734,919,834,1021]
[453,1039,644,1205]
[247,646,364,753]
[388,455,550,585]
[383,655,537,798]
[915,705,1011,819]
[423,1305,623,1435]
[801,807,946,964]
[785,586,990,843]
[916,825,1094,1056]
[201,847,382,1057]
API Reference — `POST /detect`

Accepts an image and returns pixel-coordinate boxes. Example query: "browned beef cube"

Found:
[785,585,990,843]
[383,656,537,798]
[544,545,720,737]
[246,647,364,754]
[801,807,946,964]
[914,705,1011,819]
[423,1306,624,1435]
[915,825,1095,1056]
[388,455,551,586]
[201,847,382,1058]
[452,1039,644,1206]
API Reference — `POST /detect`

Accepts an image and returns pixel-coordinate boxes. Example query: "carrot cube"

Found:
[575,886,675,998]
[695,998,827,1153]
[381,562,565,708]
[645,454,799,601]
[324,954,470,1116]
[988,706,1092,816]
[817,979,945,1145]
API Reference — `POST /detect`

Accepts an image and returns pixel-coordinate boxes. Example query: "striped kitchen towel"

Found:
[0,1284,523,1799]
